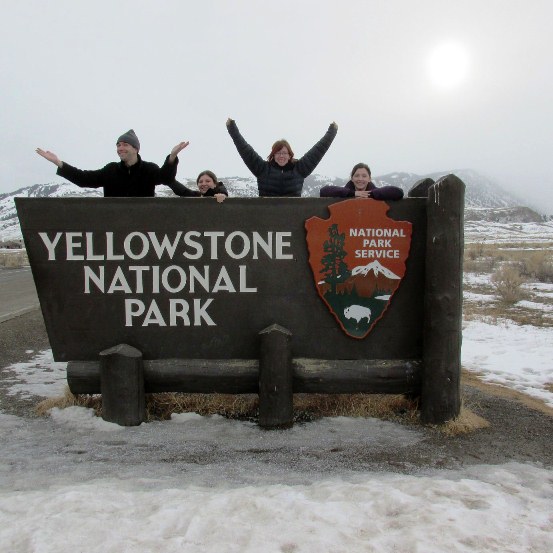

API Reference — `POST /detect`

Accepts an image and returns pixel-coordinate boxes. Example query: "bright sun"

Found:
[427,42,470,88]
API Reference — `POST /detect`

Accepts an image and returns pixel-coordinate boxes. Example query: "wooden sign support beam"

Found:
[100,343,145,426]
[420,175,465,424]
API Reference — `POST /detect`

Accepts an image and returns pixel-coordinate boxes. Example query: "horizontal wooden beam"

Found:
[67,358,421,396]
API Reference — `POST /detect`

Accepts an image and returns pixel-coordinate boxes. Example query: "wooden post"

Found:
[100,343,145,426]
[258,324,293,429]
[408,177,435,198]
[421,175,465,424]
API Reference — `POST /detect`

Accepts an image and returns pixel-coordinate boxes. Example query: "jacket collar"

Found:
[120,153,142,170]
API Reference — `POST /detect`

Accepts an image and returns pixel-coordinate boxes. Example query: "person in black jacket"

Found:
[172,170,228,203]
[226,118,338,197]
[320,163,404,201]
[36,129,189,197]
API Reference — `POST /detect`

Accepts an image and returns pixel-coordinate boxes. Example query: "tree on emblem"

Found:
[320,224,349,294]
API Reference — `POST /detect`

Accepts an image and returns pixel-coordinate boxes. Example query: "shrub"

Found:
[491,264,526,304]
[517,251,553,283]
[466,242,485,261]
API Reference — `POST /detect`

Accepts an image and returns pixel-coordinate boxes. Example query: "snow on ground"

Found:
[2,276,553,552]
[0,458,551,553]
[1,349,67,399]
[465,220,553,244]
[463,291,496,302]
[516,300,553,312]
[462,319,553,407]
[463,272,493,287]
[1,318,553,551]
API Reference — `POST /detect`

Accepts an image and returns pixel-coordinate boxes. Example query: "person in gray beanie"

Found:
[117,129,141,151]
[36,130,190,197]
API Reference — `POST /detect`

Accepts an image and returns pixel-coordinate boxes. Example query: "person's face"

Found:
[274,147,291,167]
[352,168,371,190]
[116,141,138,164]
[197,174,216,194]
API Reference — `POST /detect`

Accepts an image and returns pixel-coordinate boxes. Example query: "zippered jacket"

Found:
[227,120,337,197]
[320,180,404,201]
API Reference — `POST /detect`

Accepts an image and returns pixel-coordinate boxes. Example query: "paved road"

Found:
[0,267,39,323]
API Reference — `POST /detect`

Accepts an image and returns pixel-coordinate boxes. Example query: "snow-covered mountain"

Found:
[0,169,544,245]
[351,261,400,280]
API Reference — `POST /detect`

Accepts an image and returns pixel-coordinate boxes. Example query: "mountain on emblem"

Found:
[305,199,412,338]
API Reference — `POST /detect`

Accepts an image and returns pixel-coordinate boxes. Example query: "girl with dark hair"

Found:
[226,118,338,197]
[172,170,228,202]
[320,163,404,201]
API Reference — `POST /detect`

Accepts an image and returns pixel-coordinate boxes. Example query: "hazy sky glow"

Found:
[1,0,552,211]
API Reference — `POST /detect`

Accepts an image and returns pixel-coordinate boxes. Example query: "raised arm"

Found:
[226,118,266,177]
[157,141,189,184]
[295,122,338,178]
[37,148,109,188]
[36,148,63,168]
[169,141,189,164]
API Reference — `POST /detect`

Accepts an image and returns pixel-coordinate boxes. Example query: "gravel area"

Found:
[1,309,552,477]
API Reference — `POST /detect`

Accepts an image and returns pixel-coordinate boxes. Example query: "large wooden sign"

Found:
[16,198,427,361]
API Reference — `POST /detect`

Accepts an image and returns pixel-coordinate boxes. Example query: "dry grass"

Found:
[465,244,553,284]
[517,251,553,283]
[145,392,259,422]
[292,393,419,423]
[0,251,28,268]
[463,239,553,326]
[464,305,552,327]
[437,407,490,436]
[37,388,421,425]
[36,387,101,416]
[37,389,490,435]
[463,256,497,273]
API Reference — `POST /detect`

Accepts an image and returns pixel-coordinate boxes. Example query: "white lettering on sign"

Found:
[354,249,400,259]
[349,228,406,238]
[124,298,216,327]
[84,265,257,295]
[38,231,294,261]
[38,229,292,327]
[351,227,406,259]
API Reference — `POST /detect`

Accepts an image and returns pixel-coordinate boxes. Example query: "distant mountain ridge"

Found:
[0,169,543,244]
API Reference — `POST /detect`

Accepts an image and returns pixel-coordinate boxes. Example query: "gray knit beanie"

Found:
[117,129,140,151]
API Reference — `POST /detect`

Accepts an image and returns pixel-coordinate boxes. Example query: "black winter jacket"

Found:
[56,154,179,197]
[227,120,337,197]
[320,180,404,201]
[171,180,229,197]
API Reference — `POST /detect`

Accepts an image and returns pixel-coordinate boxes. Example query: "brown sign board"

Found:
[16,197,426,361]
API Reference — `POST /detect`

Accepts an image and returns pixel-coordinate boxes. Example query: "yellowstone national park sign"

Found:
[16,197,426,361]
[305,200,412,338]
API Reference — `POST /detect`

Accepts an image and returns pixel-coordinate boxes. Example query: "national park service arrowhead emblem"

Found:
[305,199,412,339]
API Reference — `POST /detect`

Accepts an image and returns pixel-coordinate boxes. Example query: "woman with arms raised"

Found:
[320,163,404,201]
[226,118,338,197]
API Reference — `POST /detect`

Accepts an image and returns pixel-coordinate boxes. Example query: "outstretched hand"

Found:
[36,148,62,168]
[226,118,234,127]
[330,121,338,130]
[169,141,190,163]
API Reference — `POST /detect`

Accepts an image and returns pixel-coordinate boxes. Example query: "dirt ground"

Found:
[1,309,552,473]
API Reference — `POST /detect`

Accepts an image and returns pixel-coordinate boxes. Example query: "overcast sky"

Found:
[1,0,552,211]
